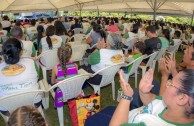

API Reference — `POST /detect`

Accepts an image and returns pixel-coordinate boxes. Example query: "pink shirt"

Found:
[107,25,119,33]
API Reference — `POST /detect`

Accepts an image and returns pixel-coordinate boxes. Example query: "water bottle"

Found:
[117,88,123,102]
[54,88,64,108]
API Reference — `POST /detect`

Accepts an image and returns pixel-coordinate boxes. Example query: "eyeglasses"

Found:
[166,80,181,90]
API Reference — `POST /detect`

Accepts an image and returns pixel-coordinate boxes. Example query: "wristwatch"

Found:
[121,94,133,101]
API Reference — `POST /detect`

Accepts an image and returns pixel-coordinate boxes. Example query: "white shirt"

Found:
[91,49,124,72]
[41,35,62,53]
[0,58,39,101]
[0,30,7,37]
[21,40,34,58]
[1,20,11,28]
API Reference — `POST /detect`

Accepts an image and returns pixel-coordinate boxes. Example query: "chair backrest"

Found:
[70,44,89,62]
[145,51,159,67]
[126,55,147,76]
[71,34,85,42]
[28,33,37,41]
[37,49,59,70]
[154,47,168,61]
[167,42,181,52]
[0,90,44,113]
[49,74,91,102]
[73,28,83,34]
[60,35,70,43]
[1,36,9,43]
[93,63,124,87]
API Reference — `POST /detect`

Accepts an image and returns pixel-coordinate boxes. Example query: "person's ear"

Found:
[177,93,189,106]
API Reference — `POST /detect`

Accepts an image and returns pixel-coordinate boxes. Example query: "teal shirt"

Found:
[159,37,169,48]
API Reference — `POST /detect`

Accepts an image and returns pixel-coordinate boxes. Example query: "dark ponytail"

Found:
[37,25,44,49]
[93,24,107,41]
[46,25,55,49]
[2,38,22,64]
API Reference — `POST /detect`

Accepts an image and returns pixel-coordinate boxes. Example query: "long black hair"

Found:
[93,24,106,41]
[2,38,22,64]
[46,25,55,49]
[37,25,44,49]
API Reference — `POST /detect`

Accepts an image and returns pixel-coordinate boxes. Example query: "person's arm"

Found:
[31,44,36,57]
[51,66,57,85]
[139,69,156,105]
[109,70,134,126]
[86,36,93,45]
[158,57,171,96]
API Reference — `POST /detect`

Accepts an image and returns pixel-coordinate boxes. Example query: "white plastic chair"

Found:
[0,80,46,123]
[123,38,138,54]
[88,63,124,100]
[152,47,168,72]
[139,51,159,77]
[73,28,83,34]
[123,55,147,88]
[43,73,91,126]
[36,49,59,81]
[1,36,9,43]
[166,42,181,57]
[70,44,89,64]
[36,49,59,109]
[70,34,85,42]
[60,35,70,43]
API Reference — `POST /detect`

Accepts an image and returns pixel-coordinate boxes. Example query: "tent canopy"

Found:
[1,0,194,16]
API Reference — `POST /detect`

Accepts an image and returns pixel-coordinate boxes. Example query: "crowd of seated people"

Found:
[1,14,194,126]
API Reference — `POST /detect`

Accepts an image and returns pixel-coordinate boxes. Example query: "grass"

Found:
[0,51,183,126]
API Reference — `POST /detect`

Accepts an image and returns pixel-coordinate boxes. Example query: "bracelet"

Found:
[121,94,133,101]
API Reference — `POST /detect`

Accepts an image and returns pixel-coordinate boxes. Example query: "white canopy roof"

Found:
[1,0,194,16]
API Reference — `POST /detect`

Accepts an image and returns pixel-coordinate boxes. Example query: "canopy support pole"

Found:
[153,0,157,23]
[191,10,194,26]
[131,8,133,18]
[75,0,84,17]
[124,11,127,18]
[97,6,99,17]
[146,0,167,24]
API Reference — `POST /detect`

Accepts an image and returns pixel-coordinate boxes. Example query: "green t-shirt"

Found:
[127,53,142,73]
[87,50,100,65]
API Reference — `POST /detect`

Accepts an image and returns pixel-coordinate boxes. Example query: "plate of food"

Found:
[111,55,123,63]
[51,38,58,44]
[2,64,26,76]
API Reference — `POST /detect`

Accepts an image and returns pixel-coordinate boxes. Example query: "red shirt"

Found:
[107,25,119,33]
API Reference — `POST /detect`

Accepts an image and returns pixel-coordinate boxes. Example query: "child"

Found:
[170,30,181,46]
[123,41,146,73]
[51,44,78,84]
[51,44,78,108]
[8,105,47,126]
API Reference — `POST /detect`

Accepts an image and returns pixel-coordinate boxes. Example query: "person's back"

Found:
[144,25,161,55]
[51,44,78,84]
[107,21,119,33]
[0,38,39,109]
[39,25,62,53]
[10,26,36,57]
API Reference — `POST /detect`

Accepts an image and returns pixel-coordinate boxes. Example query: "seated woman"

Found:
[51,44,78,85]
[159,29,170,48]
[86,24,106,48]
[8,105,47,126]
[54,20,68,36]
[110,69,194,126]
[0,38,40,112]
[39,25,62,54]
[107,21,119,33]
[82,33,124,85]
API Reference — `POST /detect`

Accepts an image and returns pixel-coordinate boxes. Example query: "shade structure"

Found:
[0,0,194,17]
